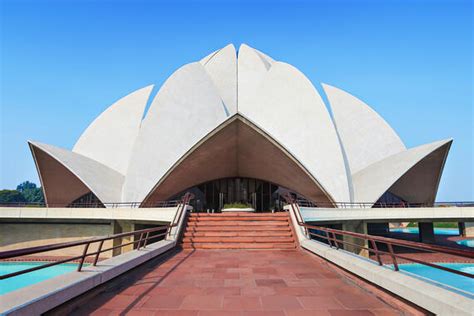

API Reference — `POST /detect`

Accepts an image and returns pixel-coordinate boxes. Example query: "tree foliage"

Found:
[16,181,44,203]
[0,181,45,204]
[0,190,27,203]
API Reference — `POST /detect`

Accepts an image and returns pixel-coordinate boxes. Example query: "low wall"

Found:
[300,206,474,223]
[0,207,178,222]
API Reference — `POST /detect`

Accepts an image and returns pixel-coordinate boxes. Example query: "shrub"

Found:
[222,202,252,209]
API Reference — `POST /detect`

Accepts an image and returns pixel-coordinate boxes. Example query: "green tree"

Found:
[0,190,27,203]
[16,181,45,203]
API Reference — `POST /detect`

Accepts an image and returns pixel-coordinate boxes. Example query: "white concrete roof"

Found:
[200,44,237,115]
[238,58,351,202]
[30,141,124,203]
[122,62,228,202]
[30,44,452,207]
[73,85,153,175]
[237,44,273,112]
[352,139,452,205]
[323,83,406,175]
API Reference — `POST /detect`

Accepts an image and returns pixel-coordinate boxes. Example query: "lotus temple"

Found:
[29,44,451,210]
[1,44,473,315]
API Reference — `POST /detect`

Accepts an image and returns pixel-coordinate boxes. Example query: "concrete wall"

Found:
[0,206,179,258]
[0,220,115,257]
[460,222,474,237]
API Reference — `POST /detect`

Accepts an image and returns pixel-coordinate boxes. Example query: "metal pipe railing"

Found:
[0,193,194,280]
[283,195,474,279]
[1,200,473,209]
[0,200,182,208]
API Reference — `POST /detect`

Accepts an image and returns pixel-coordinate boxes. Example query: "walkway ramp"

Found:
[57,249,410,315]
[181,212,297,249]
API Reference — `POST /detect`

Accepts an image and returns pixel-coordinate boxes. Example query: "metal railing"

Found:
[283,195,474,279]
[1,198,473,209]
[295,199,474,208]
[0,194,193,280]
[0,200,182,208]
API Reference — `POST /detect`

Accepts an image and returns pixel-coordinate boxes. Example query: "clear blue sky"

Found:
[1,0,472,201]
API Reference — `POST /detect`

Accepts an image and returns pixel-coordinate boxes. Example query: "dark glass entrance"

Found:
[170,177,302,212]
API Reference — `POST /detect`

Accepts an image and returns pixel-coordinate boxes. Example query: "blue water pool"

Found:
[390,227,459,235]
[457,239,474,248]
[0,262,79,295]
[397,263,473,294]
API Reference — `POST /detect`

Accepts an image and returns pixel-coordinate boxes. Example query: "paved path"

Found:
[70,249,408,315]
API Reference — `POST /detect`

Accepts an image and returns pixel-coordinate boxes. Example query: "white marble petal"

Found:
[352,139,452,205]
[238,58,351,203]
[200,44,237,115]
[323,83,406,175]
[122,62,228,203]
[30,141,124,204]
[73,85,153,175]
[237,44,273,112]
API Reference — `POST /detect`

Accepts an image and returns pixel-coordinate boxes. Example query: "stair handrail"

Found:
[282,193,308,237]
[167,192,194,237]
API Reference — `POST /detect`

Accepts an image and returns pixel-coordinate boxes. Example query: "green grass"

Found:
[434,222,458,228]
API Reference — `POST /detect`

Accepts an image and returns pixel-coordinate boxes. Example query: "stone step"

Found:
[182,236,295,243]
[181,242,296,250]
[184,226,292,232]
[183,231,292,237]
[188,216,289,222]
[186,221,289,226]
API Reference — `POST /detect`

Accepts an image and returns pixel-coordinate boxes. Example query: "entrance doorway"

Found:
[170,177,305,212]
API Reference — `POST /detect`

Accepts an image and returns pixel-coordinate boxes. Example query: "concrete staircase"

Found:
[181,212,296,249]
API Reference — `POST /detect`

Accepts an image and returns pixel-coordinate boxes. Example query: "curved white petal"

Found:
[30,141,124,206]
[238,60,351,202]
[73,85,153,174]
[123,63,228,202]
[254,49,275,67]
[352,139,452,205]
[200,44,237,115]
[323,83,406,174]
[200,48,219,65]
[237,44,273,111]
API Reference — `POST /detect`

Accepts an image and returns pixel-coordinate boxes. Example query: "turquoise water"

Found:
[457,239,474,248]
[397,263,474,294]
[390,227,459,235]
[0,262,79,295]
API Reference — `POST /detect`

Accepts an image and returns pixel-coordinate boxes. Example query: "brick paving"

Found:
[67,249,413,316]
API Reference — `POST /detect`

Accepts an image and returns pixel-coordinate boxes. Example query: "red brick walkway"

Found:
[69,249,411,315]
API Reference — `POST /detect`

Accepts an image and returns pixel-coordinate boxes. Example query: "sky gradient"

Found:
[1,0,472,201]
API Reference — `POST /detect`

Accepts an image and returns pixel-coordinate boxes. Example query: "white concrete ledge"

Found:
[301,239,473,315]
[0,207,178,223]
[301,206,474,223]
[0,240,176,315]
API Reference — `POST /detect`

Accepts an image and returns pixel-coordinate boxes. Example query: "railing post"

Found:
[93,240,104,266]
[331,232,339,249]
[370,239,383,266]
[325,230,333,248]
[78,242,90,272]
[143,231,150,248]
[387,243,399,271]
[137,233,144,250]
